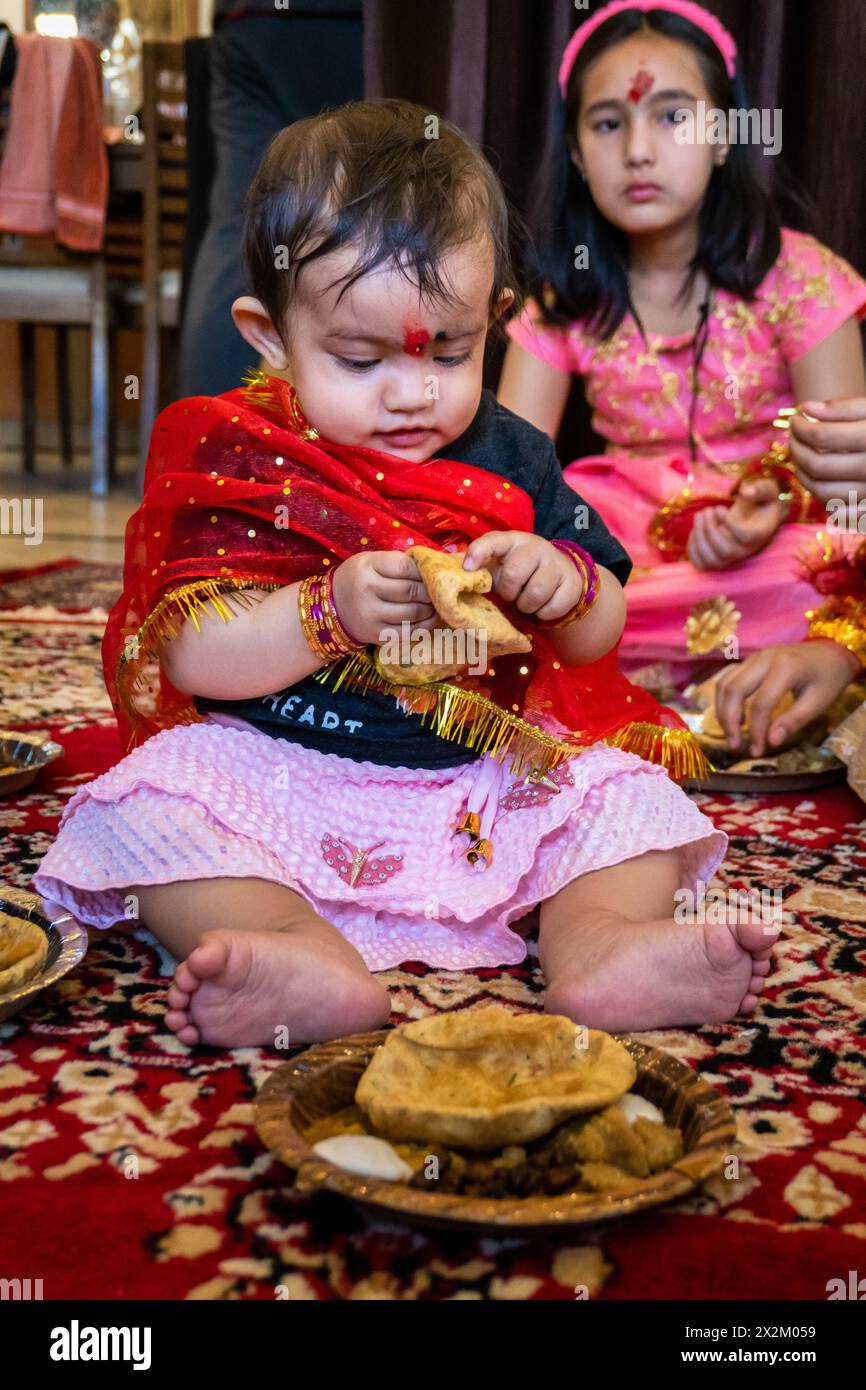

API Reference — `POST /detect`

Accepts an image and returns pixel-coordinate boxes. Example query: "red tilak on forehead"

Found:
[402,323,430,356]
[627,68,655,103]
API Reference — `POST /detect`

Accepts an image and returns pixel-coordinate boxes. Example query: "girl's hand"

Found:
[789,397,866,506]
[714,640,862,755]
[331,550,438,645]
[687,480,786,570]
[462,530,581,622]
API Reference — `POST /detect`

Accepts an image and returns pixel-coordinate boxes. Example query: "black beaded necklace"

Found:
[630,274,713,465]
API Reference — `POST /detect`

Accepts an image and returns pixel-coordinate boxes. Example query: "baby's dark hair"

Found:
[243,98,524,349]
[529,7,784,339]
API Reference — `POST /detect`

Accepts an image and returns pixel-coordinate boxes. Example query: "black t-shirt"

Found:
[194,390,632,767]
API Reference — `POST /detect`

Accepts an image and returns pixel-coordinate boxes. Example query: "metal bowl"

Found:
[0,731,64,796]
[255,1029,736,1234]
[0,886,89,1023]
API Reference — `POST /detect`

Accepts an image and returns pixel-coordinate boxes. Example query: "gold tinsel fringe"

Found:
[603,721,713,781]
[117,576,712,780]
[313,649,710,782]
[807,599,866,668]
[116,577,284,748]
[312,647,578,780]
[119,577,282,678]
[240,366,279,411]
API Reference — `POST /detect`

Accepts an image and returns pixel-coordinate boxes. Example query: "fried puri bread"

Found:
[354,1005,637,1150]
[373,629,465,686]
[0,911,48,993]
[701,688,795,751]
[688,675,822,755]
[376,544,531,686]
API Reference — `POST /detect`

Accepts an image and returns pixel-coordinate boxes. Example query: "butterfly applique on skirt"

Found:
[320,832,405,888]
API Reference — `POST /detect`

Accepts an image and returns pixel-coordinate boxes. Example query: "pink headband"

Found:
[558,0,738,97]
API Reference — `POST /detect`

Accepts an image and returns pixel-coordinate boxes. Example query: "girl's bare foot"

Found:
[163,928,391,1048]
[543,911,779,1032]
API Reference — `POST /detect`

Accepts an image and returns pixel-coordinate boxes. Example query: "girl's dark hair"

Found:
[528,8,783,339]
[243,98,524,349]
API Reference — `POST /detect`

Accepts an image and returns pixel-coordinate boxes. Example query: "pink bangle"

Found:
[535,540,600,629]
[325,564,366,649]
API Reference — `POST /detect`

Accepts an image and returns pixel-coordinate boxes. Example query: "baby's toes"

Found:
[733,919,781,957]
[174,960,201,994]
[185,935,232,981]
[164,1009,199,1045]
[752,946,776,963]
[167,983,190,1010]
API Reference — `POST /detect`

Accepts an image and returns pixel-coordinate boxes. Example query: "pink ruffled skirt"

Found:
[32,714,726,971]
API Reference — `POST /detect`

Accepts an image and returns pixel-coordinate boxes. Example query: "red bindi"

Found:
[627,68,655,103]
[402,323,429,356]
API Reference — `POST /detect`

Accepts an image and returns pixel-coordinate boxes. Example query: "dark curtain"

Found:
[363,0,866,459]
[180,37,215,335]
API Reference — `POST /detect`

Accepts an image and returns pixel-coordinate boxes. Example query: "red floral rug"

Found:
[2,559,865,1300]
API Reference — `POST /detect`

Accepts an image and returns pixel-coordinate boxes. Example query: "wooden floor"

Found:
[0,451,137,567]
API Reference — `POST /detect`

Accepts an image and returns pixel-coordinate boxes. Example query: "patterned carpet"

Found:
[2,559,865,1300]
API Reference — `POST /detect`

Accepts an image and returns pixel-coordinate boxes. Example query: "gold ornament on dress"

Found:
[684,596,742,655]
[465,837,494,869]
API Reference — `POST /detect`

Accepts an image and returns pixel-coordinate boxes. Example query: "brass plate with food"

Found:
[0,887,89,1023]
[255,1006,736,1233]
[670,679,848,794]
[0,731,64,796]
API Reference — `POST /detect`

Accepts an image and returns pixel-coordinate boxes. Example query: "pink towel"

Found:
[0,34,107,252]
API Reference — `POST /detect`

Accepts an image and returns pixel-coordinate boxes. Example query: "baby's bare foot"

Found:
[543,912,779,1032]
[164,928,391,1048]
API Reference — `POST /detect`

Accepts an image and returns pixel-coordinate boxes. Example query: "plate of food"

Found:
[0,886,89,1023]
[255,1005,736,1233]
[672,676,849,794]
[0,731,64,796]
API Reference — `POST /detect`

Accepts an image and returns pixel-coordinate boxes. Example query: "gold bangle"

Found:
[298,570,366,661]
[297,575,331,662]
[731,442,813,524]
[318,568,366,654]
[297,573,352,662]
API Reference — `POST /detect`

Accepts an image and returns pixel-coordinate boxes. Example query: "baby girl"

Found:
[32,99,777,1048]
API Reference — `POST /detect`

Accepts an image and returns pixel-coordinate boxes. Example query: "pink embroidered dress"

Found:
[506,228,866,682]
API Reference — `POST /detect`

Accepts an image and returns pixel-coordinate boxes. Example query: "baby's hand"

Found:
[331,550,438,645]
[687,480,786,570]
[462,530,581,622]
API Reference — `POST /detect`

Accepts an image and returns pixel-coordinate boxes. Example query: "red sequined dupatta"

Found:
[104,370,708,780]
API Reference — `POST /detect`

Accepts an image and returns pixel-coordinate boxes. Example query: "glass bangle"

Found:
[535,540,601,629]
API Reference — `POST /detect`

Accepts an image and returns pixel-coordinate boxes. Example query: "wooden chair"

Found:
[0,60,111,495]
[111,41,186,493]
